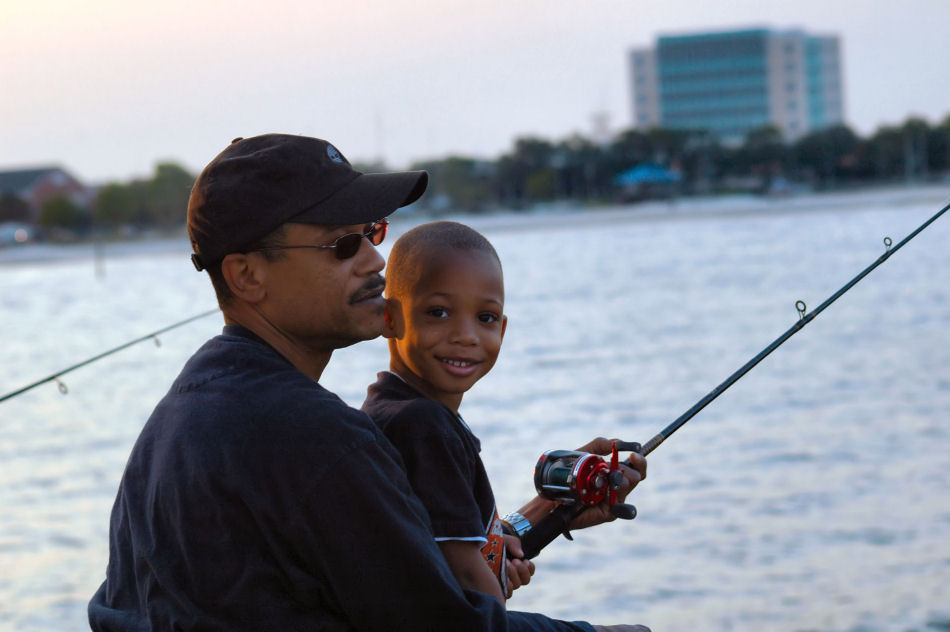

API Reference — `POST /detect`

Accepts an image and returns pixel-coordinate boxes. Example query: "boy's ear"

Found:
[221,253,266,303]
[500,314,508,341]
[382,298,404,339]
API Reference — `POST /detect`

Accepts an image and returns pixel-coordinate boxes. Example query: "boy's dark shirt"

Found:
[88,326,593,632]
[362,371,507,592]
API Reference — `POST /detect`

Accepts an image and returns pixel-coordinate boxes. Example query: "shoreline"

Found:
[2,182,947,266]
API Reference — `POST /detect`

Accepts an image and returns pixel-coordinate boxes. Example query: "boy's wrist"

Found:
[501,512,533,537]
[515,495,560,527]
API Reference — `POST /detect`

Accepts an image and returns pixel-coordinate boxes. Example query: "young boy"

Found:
[361,220,521,604]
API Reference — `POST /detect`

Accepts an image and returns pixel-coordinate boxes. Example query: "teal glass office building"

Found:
[630,28,843,143]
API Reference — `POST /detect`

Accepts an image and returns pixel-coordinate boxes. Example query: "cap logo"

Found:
[327,144,344,163]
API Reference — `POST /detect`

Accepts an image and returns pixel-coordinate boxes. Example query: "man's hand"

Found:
[568,436,647,531]
[504,534,535,595]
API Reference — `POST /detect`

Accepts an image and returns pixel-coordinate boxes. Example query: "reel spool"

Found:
[533,441,636,520]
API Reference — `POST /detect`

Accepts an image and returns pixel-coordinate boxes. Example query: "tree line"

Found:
[0,163,195,236]
[410,114,950,213]
[12,113,950,233]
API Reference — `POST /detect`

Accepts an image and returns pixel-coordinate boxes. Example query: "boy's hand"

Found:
[569,437,647,531]
[504,534,535,594]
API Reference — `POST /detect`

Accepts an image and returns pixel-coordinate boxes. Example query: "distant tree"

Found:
[95,182,138,227]
[793,124,860,185]
[93,162,195,230]
[678,129,723,191]
[608,129,654,168]
[511,137,556,171]
[412,156,493,213]
[38,195,88,231]
[552,135,604,199]
[739,125,788,177]
[899,118,931,179]
[607,127,691,171]
[495,136,556,207]
[863,125,905,180]
[144,163,195,226]
[524,168,557,201]
[930,115,950,174]
[644,127,690,165]
[0,193,31,223]
[439,157,493,212]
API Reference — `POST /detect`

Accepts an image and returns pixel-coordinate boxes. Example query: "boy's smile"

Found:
[386,248,507,413]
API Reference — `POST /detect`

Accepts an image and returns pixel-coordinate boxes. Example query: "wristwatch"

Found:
[501,512,532,537]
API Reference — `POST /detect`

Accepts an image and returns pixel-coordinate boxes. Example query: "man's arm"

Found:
[301,437,595,632]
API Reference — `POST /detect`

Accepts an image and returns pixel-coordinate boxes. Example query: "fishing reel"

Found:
[533,440,640,521]
[518,440,641,560]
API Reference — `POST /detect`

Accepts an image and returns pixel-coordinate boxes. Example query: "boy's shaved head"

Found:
[386,221,502,299]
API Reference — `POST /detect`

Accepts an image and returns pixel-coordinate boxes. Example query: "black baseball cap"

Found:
[187,134,428,271]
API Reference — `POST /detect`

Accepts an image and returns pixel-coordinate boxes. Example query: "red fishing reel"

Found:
[533,440,638,520]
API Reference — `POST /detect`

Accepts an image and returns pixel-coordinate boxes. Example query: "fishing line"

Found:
[521,198,950,559]
[639,197,949,456]
[0,308,220,404]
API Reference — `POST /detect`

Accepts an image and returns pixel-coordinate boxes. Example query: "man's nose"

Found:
[357,239,386,274]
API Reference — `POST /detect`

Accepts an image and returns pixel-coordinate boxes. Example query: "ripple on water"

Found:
[4,197,950,632]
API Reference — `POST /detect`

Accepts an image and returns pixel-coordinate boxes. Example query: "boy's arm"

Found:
[438,540,507,605]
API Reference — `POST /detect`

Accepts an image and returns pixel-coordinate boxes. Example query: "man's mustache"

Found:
[349,276,386,305]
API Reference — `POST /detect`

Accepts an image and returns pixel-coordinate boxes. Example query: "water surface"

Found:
[2,187,949,631]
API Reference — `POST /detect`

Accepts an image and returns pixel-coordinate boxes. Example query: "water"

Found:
[2,187,949,631]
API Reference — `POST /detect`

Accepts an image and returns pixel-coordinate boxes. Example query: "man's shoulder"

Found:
[146,330,374,461]
[170,330,308,393]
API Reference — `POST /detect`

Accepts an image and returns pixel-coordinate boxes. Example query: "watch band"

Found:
[501,512,532,537]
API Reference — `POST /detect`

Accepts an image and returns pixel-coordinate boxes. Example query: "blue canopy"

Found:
[615,164,682,185]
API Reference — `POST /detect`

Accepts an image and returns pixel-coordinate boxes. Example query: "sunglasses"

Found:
[250,219,388,260]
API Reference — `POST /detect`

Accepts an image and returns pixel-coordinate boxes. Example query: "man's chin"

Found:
[336,313,385,348]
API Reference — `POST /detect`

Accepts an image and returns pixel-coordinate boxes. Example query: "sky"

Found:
[2,0,949,184]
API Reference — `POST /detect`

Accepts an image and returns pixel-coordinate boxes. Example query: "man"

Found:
[88,133,649,631]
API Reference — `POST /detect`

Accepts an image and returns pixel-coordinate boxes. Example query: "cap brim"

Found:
[291,170,428,226]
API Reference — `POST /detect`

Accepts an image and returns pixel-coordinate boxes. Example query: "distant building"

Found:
[630,27,844,144]
[0,166,90,222]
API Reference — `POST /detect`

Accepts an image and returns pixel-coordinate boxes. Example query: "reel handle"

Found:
[613,440,642,453]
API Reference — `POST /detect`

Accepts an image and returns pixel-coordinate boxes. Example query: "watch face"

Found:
[504,513,531,536]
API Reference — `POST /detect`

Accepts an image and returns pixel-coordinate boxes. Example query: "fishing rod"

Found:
[0,308,220,404]
[519,199,950,559]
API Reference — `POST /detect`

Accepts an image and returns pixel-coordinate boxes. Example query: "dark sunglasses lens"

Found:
[333,221,386,259]
[334,234,364,259]
[368,221,387,246]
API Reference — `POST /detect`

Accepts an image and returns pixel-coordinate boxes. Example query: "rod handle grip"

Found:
[519,503,586,560]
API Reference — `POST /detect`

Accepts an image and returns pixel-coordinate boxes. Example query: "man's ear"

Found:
[382,298,404,339]
[221,253,267,303]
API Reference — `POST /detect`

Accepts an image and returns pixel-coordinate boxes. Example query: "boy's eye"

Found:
[478,312,499,324]
[426,307,449,318]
